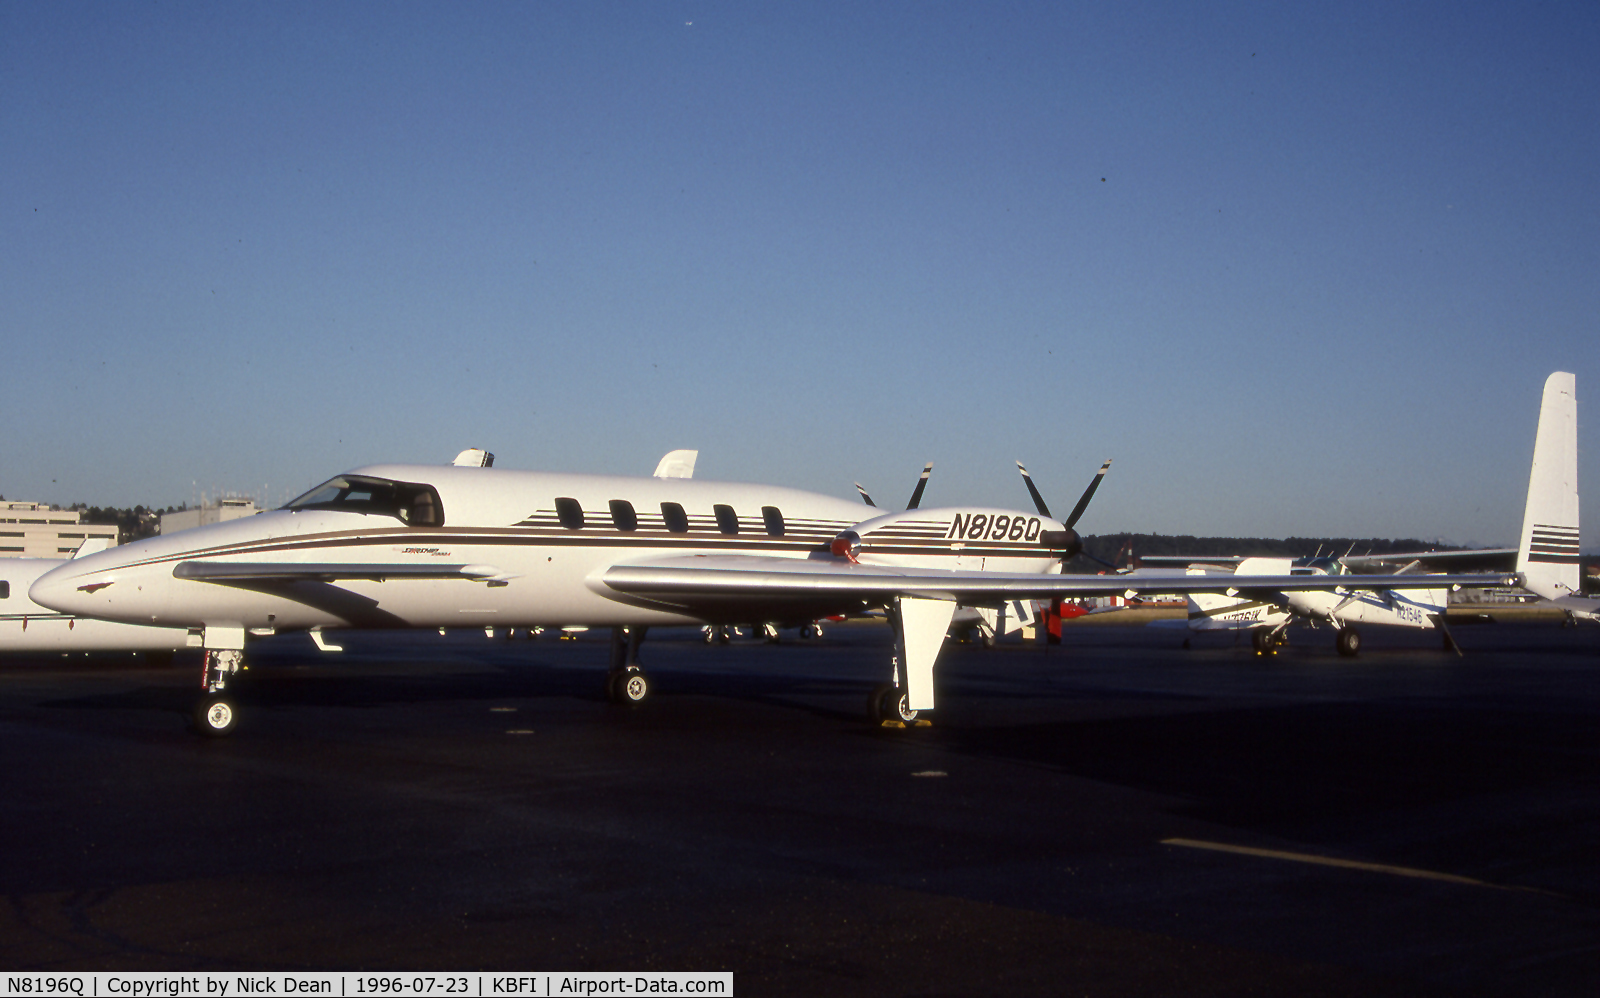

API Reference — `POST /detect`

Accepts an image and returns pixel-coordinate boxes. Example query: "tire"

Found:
[1336,627,1361,657]
[614,670,650,704]
[1251,629,1271,653]
[193,695,239,737]
[867,683,894,722]
[878,686,919,725]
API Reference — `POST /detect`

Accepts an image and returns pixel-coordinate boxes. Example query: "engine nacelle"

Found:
[836,506,1067,574]
[1039,528,1082,561]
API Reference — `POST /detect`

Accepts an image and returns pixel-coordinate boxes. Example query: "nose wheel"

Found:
[192,648,244,737]
[193,694,239,737]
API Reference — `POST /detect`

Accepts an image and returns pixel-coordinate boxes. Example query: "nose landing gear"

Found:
[193,647,244,737]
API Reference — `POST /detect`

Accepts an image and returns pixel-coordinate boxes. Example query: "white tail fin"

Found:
[1517,372,1580,597]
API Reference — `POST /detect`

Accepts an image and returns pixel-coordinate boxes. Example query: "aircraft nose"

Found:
[29,562,104,616]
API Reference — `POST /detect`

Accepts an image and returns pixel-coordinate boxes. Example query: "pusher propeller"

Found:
[1017,459,1116,571]
[906,462,933,510]
[1017,459,1111,528]
[856,462,935,510]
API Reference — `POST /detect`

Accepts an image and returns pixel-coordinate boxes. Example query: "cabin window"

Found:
[661,502,689,533]
[761,506,785,537]
[285,475,445,527]
[554,497,585,530]
[0,581,9,599]
[609,499,638,532]
[714,504,739,535]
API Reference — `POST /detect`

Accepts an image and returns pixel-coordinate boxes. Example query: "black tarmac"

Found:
[2,619,1598,996]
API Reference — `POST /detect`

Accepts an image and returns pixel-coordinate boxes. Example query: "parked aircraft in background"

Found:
[29,453,1514,736]
[1,540,192,656]
[1184,556,1454,655]
[1177,371,1584,652]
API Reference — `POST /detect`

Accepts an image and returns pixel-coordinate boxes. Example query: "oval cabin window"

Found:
[554,497,585,530]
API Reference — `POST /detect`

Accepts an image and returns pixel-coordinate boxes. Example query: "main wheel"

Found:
[1336,627,1361,657]
[609,669,650,704]
[877,686,919,725]
[1251,629,1272,653]
[867,683,894,722]
[193,695,239,737]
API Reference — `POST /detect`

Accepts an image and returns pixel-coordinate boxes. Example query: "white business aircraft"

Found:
[1,541,192,656]
[1516,371,1596,622]
[29,457,1515,735]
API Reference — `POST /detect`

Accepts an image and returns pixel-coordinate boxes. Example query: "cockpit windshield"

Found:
[283,475,444,526]
[1291,556,1344,575]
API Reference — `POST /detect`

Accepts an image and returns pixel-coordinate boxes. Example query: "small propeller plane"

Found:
[1176,371,1587,653]
[29,450,1517,735]
[1183,556,1457,656]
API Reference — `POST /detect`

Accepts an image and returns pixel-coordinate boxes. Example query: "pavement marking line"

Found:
[1161,838,1562,896]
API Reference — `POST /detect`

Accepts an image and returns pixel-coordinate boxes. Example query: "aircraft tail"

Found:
[1517,372,1581,598]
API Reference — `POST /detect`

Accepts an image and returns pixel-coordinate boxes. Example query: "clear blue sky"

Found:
[4,2,1596,547]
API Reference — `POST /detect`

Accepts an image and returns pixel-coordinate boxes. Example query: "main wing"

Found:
[596,555,1518,618]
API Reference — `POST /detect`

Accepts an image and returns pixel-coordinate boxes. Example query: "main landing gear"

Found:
[1251,628,1283,655]
[606,626,651,705]
[865,598,953,728]
[1335,625,1362,657]
[193,648,244,737]
[868,680,920,725]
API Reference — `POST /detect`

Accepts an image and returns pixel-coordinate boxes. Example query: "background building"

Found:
[0,502,119,558]
[159,497,259,535]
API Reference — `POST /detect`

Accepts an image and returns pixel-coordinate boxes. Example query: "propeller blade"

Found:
[1016,461,1052,518]
[906,462,933,509]
[1083,550,1119,571]
[1063,459,1113,529]
[854,483,877,507]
